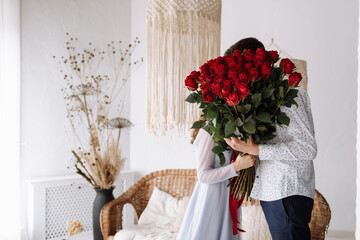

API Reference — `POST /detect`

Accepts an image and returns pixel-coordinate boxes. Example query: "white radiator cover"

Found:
[27,170,136,240]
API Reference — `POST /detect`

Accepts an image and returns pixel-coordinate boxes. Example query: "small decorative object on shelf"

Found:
[65,219,84,240]
[54,33,142,240]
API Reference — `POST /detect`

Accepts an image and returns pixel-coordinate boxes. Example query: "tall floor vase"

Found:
[93,187,114,240]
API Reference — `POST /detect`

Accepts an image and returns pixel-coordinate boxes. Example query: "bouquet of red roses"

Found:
[185,48,302,201]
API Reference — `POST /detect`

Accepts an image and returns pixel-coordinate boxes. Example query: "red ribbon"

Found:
[229,185,246,235]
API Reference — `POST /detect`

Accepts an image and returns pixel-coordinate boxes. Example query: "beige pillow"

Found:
[138,187,190,232]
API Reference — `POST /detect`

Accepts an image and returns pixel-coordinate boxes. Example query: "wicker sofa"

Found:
[100,169,331,240]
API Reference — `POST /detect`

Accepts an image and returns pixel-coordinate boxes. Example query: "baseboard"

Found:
[326,230,355,239]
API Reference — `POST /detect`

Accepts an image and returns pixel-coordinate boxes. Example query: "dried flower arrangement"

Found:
[65,219,84,239]
[54,33,143,189]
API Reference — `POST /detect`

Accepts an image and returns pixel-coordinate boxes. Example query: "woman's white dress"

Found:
[177,129,240,240]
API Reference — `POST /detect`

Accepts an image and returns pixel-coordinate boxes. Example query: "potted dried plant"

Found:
[54,33,142,240]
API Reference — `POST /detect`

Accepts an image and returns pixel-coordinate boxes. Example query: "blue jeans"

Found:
[260,195,314,240]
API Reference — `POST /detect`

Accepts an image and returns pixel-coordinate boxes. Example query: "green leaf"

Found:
[278,112,290,126]
[279,86,284,98]
[218,140,229,149]
[218,153,226,166]
[191,120,206,129]
[185,93,199,103]
[242,117,256,134]
[235,118,243,126]
[261,88,275,99]
[253,133,260,144]
[212,146,223,154]
[203,124,211,132]
[234,128,241,136]
[225,120,237,137]
[257,125,267,131]
[260,133,277,142]
[224,118,241,137]
[256,112,272,123]
[237,104,252,114]
[251,93,262,107]
[207,109,218,119]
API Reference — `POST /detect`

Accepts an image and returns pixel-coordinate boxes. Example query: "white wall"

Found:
[20,0,132,234]
[221,0,358,234]
[129,0,358,234]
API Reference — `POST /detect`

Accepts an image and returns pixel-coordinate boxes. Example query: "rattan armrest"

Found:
[100,180,148,240]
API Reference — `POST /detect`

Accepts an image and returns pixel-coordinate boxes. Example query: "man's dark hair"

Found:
[224,37,264,56]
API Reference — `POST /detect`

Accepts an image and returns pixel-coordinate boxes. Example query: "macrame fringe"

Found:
[146,0,222,136]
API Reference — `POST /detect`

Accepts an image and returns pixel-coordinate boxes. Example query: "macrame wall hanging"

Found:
[267,38,308,91]
[146,0,222,136]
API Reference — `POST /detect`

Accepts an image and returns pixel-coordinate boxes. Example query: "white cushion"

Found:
[114,187,191,240]
[138,187,190,232]
[114,224,178,240]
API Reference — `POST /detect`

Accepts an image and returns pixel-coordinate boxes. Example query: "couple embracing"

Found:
[177,38,317,240]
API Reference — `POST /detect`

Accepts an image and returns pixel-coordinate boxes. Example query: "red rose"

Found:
[228,70,238,79]
[226,91,240,106]
[236,82,250,99]
[200,82,211,92]
[239,72,247,82]
[244,49,254,61]
[244,62,253,70]
[268,51,279,62]
[202,91,214,103]
[233,49,242,56]
[208,57,222,70]
[190,71,200,78]
[255,48,267,63]
[261,62,272,77]
[230,77,240,85]
[222,79,232,87]
[221,85,232,99]
[211,81,221,96]
[281,58,295,74]
[289,72,302,87]
[185,75,198,91]
[248,67,259,82]
[214,63,226,76]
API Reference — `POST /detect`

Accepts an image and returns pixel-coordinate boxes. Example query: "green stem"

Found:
[233,105,238,116]
[271,86,292,118]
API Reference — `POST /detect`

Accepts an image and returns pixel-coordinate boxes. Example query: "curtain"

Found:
[146,0,222,136]
[0,0,21,239]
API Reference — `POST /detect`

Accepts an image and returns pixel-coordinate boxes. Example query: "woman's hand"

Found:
[224,136,259,156]
[233,153,255,171]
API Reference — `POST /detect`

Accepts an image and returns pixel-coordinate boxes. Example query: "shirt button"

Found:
[256,176,259,178]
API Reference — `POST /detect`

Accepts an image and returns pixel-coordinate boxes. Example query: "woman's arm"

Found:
[194,129,237,184]
[195,129,254,184]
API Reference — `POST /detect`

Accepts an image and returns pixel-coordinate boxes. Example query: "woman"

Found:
[176,38,265,240]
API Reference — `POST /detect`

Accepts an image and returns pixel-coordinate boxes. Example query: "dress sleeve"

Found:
[258,87,318,161]
[194,129,238,184]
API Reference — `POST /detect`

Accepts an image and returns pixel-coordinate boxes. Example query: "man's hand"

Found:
[224,136,259,156]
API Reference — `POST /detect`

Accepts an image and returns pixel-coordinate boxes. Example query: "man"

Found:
[224,38,317,240]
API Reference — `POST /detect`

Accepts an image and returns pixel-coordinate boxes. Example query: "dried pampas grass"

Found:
[55,34,142,189]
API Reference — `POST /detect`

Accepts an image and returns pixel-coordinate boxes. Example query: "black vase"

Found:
[93,187,114,240]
